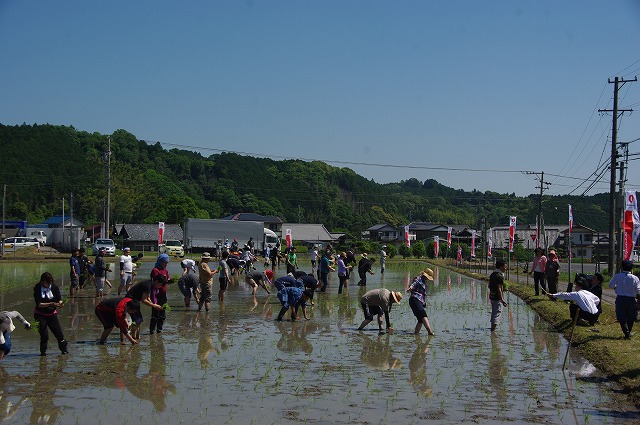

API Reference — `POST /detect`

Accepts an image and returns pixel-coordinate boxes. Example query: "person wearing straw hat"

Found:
[197,252,219,312]
[407,268,436,336]
[357,288,403,334]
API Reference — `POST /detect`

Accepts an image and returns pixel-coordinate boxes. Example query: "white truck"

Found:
[183,218,277,253]
[29,230,47,246]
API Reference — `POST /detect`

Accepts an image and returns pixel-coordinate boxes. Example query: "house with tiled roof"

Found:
[115,223,183,252]
[281,223,336,249]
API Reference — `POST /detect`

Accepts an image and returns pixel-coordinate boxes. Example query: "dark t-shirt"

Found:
[488,271,504,301]
[126,280,152,301]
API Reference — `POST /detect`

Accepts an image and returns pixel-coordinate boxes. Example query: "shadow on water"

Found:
[1,260,640,423]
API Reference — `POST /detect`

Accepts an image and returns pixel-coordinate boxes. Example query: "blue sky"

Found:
[1,1,639,197]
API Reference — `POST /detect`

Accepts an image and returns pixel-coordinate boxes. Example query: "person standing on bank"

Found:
[357,288,403,334]
[489,260,508,332]
[33,272,68,356]
[407,268,436,336]
[545,250,560,294]
[608,260,640,339]
[529,248,547,296]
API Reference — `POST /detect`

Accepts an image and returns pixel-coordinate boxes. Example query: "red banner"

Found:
[158,222,165,246]
[509,216,517,253]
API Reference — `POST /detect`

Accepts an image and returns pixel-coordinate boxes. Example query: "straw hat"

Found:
[391,291,403,303]
[362,253,368,258]
[201,252,211,259]
[421,268,434,281]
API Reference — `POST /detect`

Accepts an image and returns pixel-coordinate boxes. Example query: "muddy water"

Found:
[0,261,638,424]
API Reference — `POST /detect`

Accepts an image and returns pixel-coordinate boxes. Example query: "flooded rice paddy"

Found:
[1,260,639,424]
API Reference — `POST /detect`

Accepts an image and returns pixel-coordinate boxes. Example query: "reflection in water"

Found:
[488,333,508,412]
[0,261,634,424]
[359,332,402,370]
[30,357,66,425]
[408,336,432,397]
[275,321,315,354]
[0,365,27,422]
[196,314,216,368]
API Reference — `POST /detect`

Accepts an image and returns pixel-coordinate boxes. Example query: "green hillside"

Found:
[0,123,610,236]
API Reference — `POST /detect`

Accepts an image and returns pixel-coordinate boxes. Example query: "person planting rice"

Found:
[276,287,313,321]
[273,274,303,291]
[407,268,436,336]
[245,269,272,296]
[95,297,141,345]
[0,310,31,362]
[357,288,403,334]
[126,274,167,339]
[178,271,200,309]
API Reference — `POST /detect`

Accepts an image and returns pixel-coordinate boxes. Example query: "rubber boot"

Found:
[277,307,288,321]
[58,340,68,354]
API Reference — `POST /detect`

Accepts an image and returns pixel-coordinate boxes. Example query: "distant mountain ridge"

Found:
[0,123,610,236]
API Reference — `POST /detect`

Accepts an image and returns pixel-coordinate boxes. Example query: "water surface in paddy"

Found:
[0,260,638,424]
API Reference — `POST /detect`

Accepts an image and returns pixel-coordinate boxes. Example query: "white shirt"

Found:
[310,249,318,261]
[120,254,134,273]
[609,271,640,298]
[551,290,600,314]
[181,259,197,273]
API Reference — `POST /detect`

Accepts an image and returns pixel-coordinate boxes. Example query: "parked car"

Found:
[159,240,185,257]
[3,236,40,252]
[92,238,116,256]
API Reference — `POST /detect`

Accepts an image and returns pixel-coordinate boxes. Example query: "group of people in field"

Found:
[4,240,639,361]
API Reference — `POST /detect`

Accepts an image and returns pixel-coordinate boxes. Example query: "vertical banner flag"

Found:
[158,222,165,246]
[447,227,452,248]
[509,216,517,253]
[487,228,493,258]
[623,190,640,260]
[457,245,462,263]
[568,204,573,235]
[285,229,292,248]
[405,225,410,247]
[471,230,476,257]
[434,236,439,258]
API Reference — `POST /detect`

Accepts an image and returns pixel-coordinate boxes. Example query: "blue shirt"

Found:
[409,275,427,305]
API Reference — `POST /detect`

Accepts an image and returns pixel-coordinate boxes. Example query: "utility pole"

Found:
[527,171,550,250]
[599,76,636,274]
[104,136,112,239]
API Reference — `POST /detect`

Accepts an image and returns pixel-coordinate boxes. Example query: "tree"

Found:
[399,244,412,259]
[412,240,426,258]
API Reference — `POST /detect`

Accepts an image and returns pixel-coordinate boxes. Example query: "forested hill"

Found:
[0,123,610,236]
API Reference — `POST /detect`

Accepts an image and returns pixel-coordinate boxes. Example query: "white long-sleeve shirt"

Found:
[550,290,600,314]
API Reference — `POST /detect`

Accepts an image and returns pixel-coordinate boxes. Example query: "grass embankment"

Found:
[430,258,640,408]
